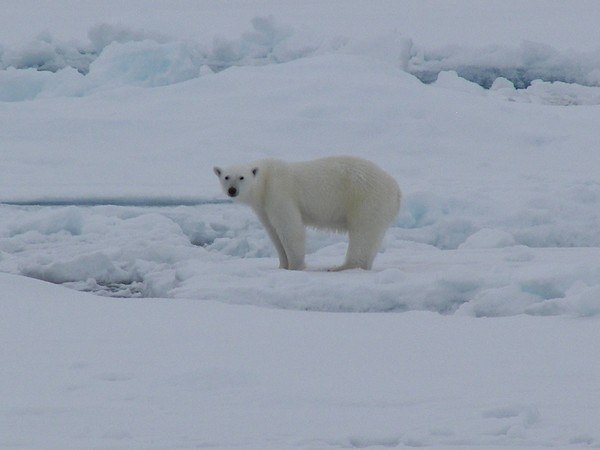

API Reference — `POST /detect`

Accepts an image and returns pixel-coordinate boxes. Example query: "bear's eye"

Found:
[239,176,244,181]
[224,176,229,180]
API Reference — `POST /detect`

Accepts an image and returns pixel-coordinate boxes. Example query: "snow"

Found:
[2,1,600,448]
[3,273,600,449]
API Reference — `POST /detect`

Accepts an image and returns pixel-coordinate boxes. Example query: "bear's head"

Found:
[213,164,259,203]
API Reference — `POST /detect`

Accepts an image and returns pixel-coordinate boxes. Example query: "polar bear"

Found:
[213,156,400,271]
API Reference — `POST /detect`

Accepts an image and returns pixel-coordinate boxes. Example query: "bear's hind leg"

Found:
[330,227,386,271]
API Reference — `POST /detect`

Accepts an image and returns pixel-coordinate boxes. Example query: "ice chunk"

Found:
[22,252,131,285]
[88,40,202,88]
[459,228,516,249]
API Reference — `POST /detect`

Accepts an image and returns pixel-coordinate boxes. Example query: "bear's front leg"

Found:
[255,210,289,269]
[266,204,306,270]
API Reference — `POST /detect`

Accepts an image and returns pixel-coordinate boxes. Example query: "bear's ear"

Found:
[213,167,222,177]
[252,167,259,177]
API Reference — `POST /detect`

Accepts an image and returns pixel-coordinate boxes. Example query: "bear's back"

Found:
[288,156,400,231]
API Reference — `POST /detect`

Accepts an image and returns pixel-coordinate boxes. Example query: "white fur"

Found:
[214,156,401,271]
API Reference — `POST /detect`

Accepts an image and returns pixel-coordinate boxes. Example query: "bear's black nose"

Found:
[228,187,238,197]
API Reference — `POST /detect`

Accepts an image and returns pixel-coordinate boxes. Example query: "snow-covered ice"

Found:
[2,1,600,448]
[2,50,599,316]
